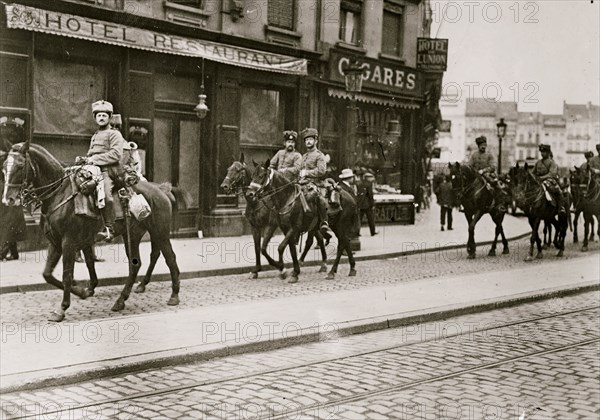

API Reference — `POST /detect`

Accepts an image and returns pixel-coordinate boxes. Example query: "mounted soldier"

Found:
[467,135,506,213]
[298,128,335,238]
[588,144,600,176]
[533,144,566,215]
[75,100,124,242]
[580,151,594,173]
[269,130,302,182]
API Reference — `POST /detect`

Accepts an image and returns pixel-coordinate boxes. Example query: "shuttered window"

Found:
[268,0,295,30]
[381,3,404,56]
[339,0,362,45]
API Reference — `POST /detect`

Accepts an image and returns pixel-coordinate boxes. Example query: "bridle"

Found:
[4,149,70,210]
[249,167,301,216]
[223,164,249,196]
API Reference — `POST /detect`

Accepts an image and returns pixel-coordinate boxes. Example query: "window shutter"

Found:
[268,0,295,30]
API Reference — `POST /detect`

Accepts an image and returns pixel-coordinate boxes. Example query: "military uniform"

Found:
[301,149,327,184]
[270,131,302,182]
[468,151,496,172]
[534,145,565,213]
[468,136,506,212]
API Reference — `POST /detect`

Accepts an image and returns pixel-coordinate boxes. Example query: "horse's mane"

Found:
[14,142,64,173]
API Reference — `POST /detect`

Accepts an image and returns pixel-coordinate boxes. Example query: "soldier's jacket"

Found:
[301,149,326,183]
[589,155,600,171]
[468,151,496,172]
[533,158,559,180]
[270,149,302,181]
[86,128,124,168]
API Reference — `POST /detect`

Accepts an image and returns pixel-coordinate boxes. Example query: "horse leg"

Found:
[591,216,596,242]
[299,231,314,263]
[464,213,475,258]
[573,210,580,243]
[260,223,280,271]
[42,243,64,291]
[135,240,160,293]
[488,215,499,257]
[158,238,180,306]
[327,234,345,280]
[467,211,484,259]
[345,232,357,277]
[314,231,328,273]
[49,240,77,322]
[112,235,144,312]
[582,213,590,252]
[533,219,543,259]
[250,227,262,279]
[525,216,536,261]
[496,214,510,255]
[81,245,99,297]
[287,232,300,284]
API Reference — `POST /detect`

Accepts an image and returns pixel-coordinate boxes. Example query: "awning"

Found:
[5,3,307,75]
[327,88,421,110]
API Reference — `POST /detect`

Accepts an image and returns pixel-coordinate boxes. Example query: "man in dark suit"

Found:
[338,168,359,238]
[358,172,378,236]
[437,175,455,231]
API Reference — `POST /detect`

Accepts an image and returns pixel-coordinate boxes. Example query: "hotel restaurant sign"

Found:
[4,3,307,75]
[417,38,448,72]
[329,50,423,98]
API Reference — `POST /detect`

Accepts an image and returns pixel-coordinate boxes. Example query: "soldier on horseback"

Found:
[533,144,566,215]
[298,128,335,239]
[588,144,600,176]
[75,100,124,242]
[270,130,302,182]
[467,136,507,212]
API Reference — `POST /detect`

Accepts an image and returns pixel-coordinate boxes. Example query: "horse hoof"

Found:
[167,296,180,306]
[319,264,327,273]
[557,251,564,257]
[467,254,476,260]
[298,261,305,267]
[111,301,125,312]
[502,249,510,255]
[524,256,533,262]
[536,253,543,260]
[288,276,298,284]
[279,270,288,280]
[48,309,65,323]
[326,272,335,280]
[84,288,95,298]
[73,286,88,300]
[348,269,357,277]
[249,272,258,279]
[134,284,146,293]
[488,250,496,257]
[581,246,588,252]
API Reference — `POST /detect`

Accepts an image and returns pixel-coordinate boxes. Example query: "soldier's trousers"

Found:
[100,171,115,226]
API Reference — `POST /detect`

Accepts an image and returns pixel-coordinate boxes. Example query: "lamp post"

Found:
[496,117,507,174]
[343,59,365,251]
[194,58,209,119]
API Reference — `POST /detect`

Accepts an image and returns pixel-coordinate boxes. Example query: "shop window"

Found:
[33,57,106,136]
[154,73,197,104]
[268,0,295,30]
[0,53,28,109]
[339,0,362,45]
[240,88,285,147]
[382,2,404,57]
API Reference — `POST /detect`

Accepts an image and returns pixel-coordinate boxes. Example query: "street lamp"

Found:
[194,58,209,119]
[343,58,365,251]
[496,117,507,173]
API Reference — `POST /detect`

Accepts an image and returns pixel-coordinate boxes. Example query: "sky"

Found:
[431,0,600,114]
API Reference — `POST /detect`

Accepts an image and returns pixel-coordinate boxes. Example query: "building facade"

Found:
[564,101,600,168]
[515,112,542,163]
[436,93,466,163]
[1,0,438,237]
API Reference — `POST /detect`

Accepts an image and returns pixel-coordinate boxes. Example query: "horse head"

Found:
[2,142,32,206]
[220,155,250,195]
[246,161,271,201]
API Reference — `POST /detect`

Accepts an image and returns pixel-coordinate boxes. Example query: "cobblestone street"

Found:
[1,289,598,419]
[1,236,597,325]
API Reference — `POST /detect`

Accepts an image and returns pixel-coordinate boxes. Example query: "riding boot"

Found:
[317,196,333,240]
[96,201,116,242]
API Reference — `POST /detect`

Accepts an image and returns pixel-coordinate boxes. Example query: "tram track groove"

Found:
[7,304,599,420]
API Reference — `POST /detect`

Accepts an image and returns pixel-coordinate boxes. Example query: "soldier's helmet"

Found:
[584,151,594,159]
[283,130,297,143]
[92,100,113,116]
[301,128,319,141]
[475,136,487,145]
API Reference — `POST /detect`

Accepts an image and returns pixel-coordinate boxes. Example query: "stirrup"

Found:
[96,227,115,242]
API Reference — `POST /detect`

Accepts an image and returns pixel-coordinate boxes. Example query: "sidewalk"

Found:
[0,207,531,292]
[2,253,598,393]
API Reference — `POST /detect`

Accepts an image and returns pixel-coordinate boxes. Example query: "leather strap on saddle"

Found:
[299,186,311,213]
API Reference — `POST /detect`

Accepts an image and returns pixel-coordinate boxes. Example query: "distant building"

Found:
[464,99,517,173]
[564,101,600,168]
[516,112,543,163]
[437,94,466,163]
[542,114,567,168]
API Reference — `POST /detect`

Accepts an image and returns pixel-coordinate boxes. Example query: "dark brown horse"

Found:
[248,161,357,282]
[570,167,600,252]
[2,142,183,322]
[219,156,328,278]
[448,163,510,259]
[511,164,568,259]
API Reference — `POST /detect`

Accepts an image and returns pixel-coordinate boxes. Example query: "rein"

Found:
[254,168,301,216]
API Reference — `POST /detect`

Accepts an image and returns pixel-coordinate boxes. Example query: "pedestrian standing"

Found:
[437,175,454,231]
[0,154,27,261]
[358,172,379,236]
